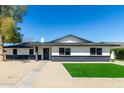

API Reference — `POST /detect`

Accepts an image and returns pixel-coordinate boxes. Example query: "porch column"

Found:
[35,46,38,61]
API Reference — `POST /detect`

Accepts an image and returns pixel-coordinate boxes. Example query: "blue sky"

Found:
[20,5,124,42]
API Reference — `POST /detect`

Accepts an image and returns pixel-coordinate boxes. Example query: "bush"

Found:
[111,48,124,59]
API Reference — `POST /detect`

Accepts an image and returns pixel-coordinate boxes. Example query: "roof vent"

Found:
[41,37,44,43]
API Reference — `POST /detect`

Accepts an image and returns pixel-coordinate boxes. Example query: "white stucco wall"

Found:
[51,46,110,56]
[5,48,13,55]
[5,48,35,55]
[38,46,43,55]
[17,48,30,55]
[5,46,110,56]
[102,47,110,56]
[51,47,59,56]
[71,47,90,56]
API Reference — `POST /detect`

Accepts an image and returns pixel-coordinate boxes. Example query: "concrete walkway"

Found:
[113,61,124,66]
[15,62,46,88]
[33,62,124,88]
[33,62,74,88]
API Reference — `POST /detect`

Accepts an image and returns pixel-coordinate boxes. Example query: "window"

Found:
[59,48,64,55]
[59,48,71,55]
[90,48,96,55]
[97,48,102,55]
[29,49,34,55]
[65,48,71,55]
[90,48,102,55]
[35,47,38,52]
[13,49,17,55]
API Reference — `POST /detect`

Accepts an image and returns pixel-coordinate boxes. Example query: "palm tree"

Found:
[0,5,27,61]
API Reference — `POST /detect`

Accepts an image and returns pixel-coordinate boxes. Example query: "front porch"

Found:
[5,46,52,61]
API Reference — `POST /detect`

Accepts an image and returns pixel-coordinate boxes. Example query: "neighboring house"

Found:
[4,34,120,61]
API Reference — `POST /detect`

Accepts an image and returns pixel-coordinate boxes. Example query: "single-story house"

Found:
[4,34,120,61]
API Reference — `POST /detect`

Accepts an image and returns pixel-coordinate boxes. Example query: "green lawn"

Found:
[63,63,124,78]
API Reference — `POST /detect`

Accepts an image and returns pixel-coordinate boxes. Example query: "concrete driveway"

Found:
[33,62,74,88]
[33,62,124,88]
[0,61,45,88]
[0,61,124,88]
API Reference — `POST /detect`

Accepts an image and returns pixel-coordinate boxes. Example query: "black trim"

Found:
[6,55,43,60]
[6,55,110,61]
[38,55,42,60]
[43,48,49,60]
[51,56,110,61]
[6,55,35,60]
[51,56,110,57]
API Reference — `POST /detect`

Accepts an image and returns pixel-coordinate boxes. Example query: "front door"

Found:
[43,48,49,60]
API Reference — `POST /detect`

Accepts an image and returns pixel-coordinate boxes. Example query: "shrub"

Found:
[111,48,124,59]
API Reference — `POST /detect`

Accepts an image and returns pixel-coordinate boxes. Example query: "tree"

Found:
[0,5,26,61]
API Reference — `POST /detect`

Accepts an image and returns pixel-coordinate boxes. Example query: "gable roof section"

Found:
[49,34,94,43]
[4,35,120,48]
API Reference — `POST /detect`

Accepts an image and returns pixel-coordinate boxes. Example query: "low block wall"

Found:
[51,56,110,62]
[6,55,36,60]
[6,55,42,60]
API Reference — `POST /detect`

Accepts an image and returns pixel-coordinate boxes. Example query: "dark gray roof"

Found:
[4,42,120,48]
[45,42,120,46]
[4,35,120,48]
[4,42,41,48]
